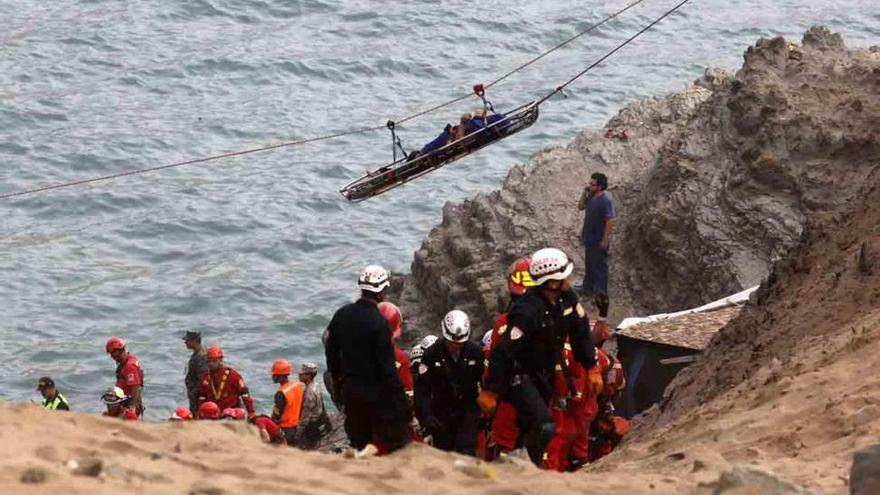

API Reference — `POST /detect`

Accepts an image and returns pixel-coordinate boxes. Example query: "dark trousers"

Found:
[343,393,409,453]
[583,245,608,296]
[505,376,556,465]
[432,407,480,456]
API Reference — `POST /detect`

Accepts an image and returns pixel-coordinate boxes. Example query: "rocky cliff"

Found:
[395,26,880,344]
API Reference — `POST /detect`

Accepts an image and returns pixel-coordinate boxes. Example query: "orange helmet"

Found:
[378,302,403,340]
[170,407,193,421]
[508,257,534,296]
[198,401,220,420]
[271,359,292,376]
[105,337,126,353]
[205,346,223,360]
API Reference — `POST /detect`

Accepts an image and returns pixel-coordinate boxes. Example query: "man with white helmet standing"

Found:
[324,265,410,453]
[480,248,597,467]
[415,310,484,455]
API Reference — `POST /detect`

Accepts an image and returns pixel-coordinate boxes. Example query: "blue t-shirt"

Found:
[581,192,613,246]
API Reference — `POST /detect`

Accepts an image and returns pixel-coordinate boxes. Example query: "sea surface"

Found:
[1,0,877,418]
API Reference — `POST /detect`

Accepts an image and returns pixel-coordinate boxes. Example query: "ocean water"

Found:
[0,0,877,418]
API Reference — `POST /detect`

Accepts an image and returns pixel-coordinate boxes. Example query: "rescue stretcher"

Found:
[339,100,540,202]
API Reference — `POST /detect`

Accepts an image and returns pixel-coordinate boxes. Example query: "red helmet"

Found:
[170,407,193,421]
[508,257,534,296]
[221,408,246,420]
[378,302,403,340]
[206,346,223,360]
[271,359,291,376]
[198,401,220,420]
[105,337,126,354]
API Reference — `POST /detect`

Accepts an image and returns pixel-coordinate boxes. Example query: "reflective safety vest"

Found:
[278,381,304,428]
[43,393,68,410]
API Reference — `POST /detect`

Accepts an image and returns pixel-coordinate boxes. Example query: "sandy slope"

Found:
[2,404,682,495]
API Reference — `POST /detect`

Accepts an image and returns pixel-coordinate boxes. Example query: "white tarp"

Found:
[616,285,759,331]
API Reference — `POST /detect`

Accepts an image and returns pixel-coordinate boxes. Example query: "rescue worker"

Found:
[169,406,193,421]
[197,400,221,420]
[378,302,414,405]
[197,345,256,420]
[378,301,421,446]
[485,257,534,458]
[585,335,628,464]
[270,358,304,445]
[295,363,332,449]
[183,330,207,413]
[36,377,69,411]
[480,248,597,466]
[102,386,138,421]
[415,310,484,455]
[544,340,594,471]
[106,337,144,417]
[324,264,410,453]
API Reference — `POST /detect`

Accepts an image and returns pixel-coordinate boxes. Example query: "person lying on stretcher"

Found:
[407,109,508,161]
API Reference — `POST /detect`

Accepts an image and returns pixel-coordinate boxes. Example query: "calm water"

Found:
[1,0,877,418]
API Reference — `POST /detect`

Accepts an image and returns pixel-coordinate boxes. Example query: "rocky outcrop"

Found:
[396,26,879,343]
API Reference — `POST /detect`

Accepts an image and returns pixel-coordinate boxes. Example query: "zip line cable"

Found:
[0,0,674,201]
[537,0,691,105]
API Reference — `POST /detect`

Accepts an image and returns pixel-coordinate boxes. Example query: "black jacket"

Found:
[485,288,595,394]
[415,340,484,422]
[324,299,407,411]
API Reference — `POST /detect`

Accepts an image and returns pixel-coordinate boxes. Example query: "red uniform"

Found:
[197,366,255,415]
[586,350,628,462]
[394,347,414,399]
[115,352,144,415]
[254,416,287,445]
[544,343,598,471]
[486,313,520,456]
[104,408,138,421]
[375,346,420,454]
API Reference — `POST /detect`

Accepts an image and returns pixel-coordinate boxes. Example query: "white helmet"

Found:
[420,334,439,349]
[441,310,471,343]
[358,264,390,293]
[529,248,574,286]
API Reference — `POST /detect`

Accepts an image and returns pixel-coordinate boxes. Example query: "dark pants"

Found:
[505,376,556,466]
[281,427,298,447]
[583,245,608,296]
[343,392,409,453]
[432,407,480,456]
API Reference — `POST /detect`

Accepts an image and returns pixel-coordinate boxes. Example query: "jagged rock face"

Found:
[395,26,880,346]
[644,27,880,419]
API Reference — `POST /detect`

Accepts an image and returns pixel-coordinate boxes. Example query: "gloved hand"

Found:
[477,390,499,415]
[247,411,257,422]
[424,416,444,433]
[587,366,604,398]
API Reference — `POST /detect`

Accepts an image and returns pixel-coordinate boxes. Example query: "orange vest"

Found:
[278,381,304,428]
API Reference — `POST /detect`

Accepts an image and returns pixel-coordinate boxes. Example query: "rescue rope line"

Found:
[0,0,651,201]
[538,0,692,105]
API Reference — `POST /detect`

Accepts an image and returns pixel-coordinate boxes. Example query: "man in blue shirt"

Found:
[577,172,614,325]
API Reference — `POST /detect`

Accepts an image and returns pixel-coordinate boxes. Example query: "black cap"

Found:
[36,377,54,390]
[182,331,201,342]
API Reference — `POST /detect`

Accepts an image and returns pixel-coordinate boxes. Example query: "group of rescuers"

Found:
[36,332,332,448]
[35,247,625,468]
[322,245,628,470]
